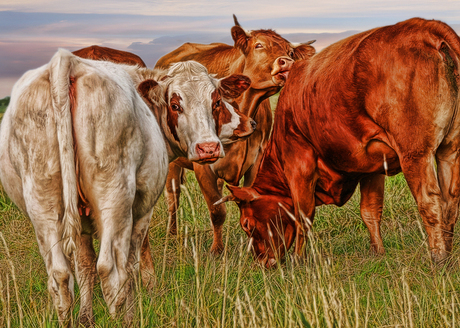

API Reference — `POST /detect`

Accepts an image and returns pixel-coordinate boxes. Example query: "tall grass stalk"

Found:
[1,173,460,326]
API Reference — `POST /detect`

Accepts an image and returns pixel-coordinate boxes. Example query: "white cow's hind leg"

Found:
[125,208,154,323]
[74,232,97,326]
[96,198,133,320]
[31,212,74,324]
[23,178,75,324]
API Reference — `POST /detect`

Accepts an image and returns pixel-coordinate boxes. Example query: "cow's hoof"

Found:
[370,245,385,256]
[210,243,224,255]
[77,314,95,327]
[430,248,450,265]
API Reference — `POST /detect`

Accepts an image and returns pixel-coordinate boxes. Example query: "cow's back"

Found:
[155,42,236,75]
[274,17,460,204]
[73,45,146,67]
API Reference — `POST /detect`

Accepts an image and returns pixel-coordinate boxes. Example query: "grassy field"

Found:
[1,96,460,327]
[1,171,460,327]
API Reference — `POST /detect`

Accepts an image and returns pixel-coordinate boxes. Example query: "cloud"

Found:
[1,4,459,97]
[2,0,459,21]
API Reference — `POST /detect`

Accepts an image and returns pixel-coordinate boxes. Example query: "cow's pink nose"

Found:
[277,56,293,69]
[196,142,221,160]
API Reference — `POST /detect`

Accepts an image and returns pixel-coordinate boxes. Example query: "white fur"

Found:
[219,102,243,144]
[0,50,228,323]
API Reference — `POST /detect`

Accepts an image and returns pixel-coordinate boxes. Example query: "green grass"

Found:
[0,96,9,114]
[1,172,460,327]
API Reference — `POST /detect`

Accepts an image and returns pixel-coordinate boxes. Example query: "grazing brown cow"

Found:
[220,18,460,267]
[154,15,315,258]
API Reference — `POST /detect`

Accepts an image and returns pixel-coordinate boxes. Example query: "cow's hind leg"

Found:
[435,144,460,257]
[125,208,154,324]
[96,203,134,320]
[74,230,97,327]
[29,210,75,324]
[359,174,385,255]
[401,154,448,263]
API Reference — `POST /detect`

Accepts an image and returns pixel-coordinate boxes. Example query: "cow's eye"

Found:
[171,104,181,112]
[289,50,295,58]
[255,43,263,49]
[215,100,221,108]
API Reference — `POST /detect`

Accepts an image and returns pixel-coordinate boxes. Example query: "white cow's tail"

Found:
[49,48,81,258]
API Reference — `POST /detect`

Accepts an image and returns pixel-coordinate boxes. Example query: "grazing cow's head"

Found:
[216,185,296,267]
[137,61,254,162]
[231,15,316,94]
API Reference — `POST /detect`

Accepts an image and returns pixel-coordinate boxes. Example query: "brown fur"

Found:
[73,45,146,67]
[229,18,460,266]
[155,18,316,257]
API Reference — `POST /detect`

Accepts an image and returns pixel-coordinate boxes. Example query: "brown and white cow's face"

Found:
[138,61,254,162]
[231,17,316,94]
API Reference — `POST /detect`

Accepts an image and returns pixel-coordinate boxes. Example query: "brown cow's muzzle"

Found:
[271,56,294,86]
[195,142,222,163]
[230,118,257,142]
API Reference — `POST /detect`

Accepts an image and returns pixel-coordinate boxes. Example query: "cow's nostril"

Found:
[196,142,220,157]
[279,58,286,66]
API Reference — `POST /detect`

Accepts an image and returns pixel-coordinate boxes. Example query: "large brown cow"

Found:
[220,18,460,267]
[154,15,315,258]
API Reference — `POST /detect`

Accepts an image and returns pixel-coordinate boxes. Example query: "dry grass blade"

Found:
[0,232,23,328]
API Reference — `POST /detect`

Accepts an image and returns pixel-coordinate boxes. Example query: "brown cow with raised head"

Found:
[155,15,315,257]
[221,18,460,267]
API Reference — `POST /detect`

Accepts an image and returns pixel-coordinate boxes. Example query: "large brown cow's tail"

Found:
[436,21,460,108]
[49,49,81,258]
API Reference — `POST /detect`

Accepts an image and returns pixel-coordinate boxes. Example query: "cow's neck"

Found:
[251,138,291,200]
[236,87,275,118]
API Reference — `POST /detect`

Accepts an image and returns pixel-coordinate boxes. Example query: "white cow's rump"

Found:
[0,49,251,325]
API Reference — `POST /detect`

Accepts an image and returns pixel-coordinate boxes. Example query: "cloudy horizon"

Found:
[1,1,460,98]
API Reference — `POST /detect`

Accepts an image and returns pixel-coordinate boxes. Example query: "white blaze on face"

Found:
[218,102,243,144]
[164,61,224,162]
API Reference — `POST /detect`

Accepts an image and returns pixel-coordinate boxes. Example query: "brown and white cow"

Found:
[154,15,315,258]
[220,18,460,267]
[72,44,255,288]
[0,49,250,325]
[73,45,256,145]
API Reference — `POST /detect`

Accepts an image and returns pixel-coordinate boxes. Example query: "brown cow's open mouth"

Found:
[272,70,290,86]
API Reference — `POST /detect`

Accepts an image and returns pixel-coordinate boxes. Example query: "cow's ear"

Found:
[227,185,260,202]
[138,79,159,106]
[291,41,316,60]
[231,25,251,54]
[218,74,251,101]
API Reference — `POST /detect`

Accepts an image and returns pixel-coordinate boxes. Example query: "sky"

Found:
[1,0,460,98]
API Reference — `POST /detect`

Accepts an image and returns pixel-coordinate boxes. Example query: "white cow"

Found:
[0,48,251,325]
